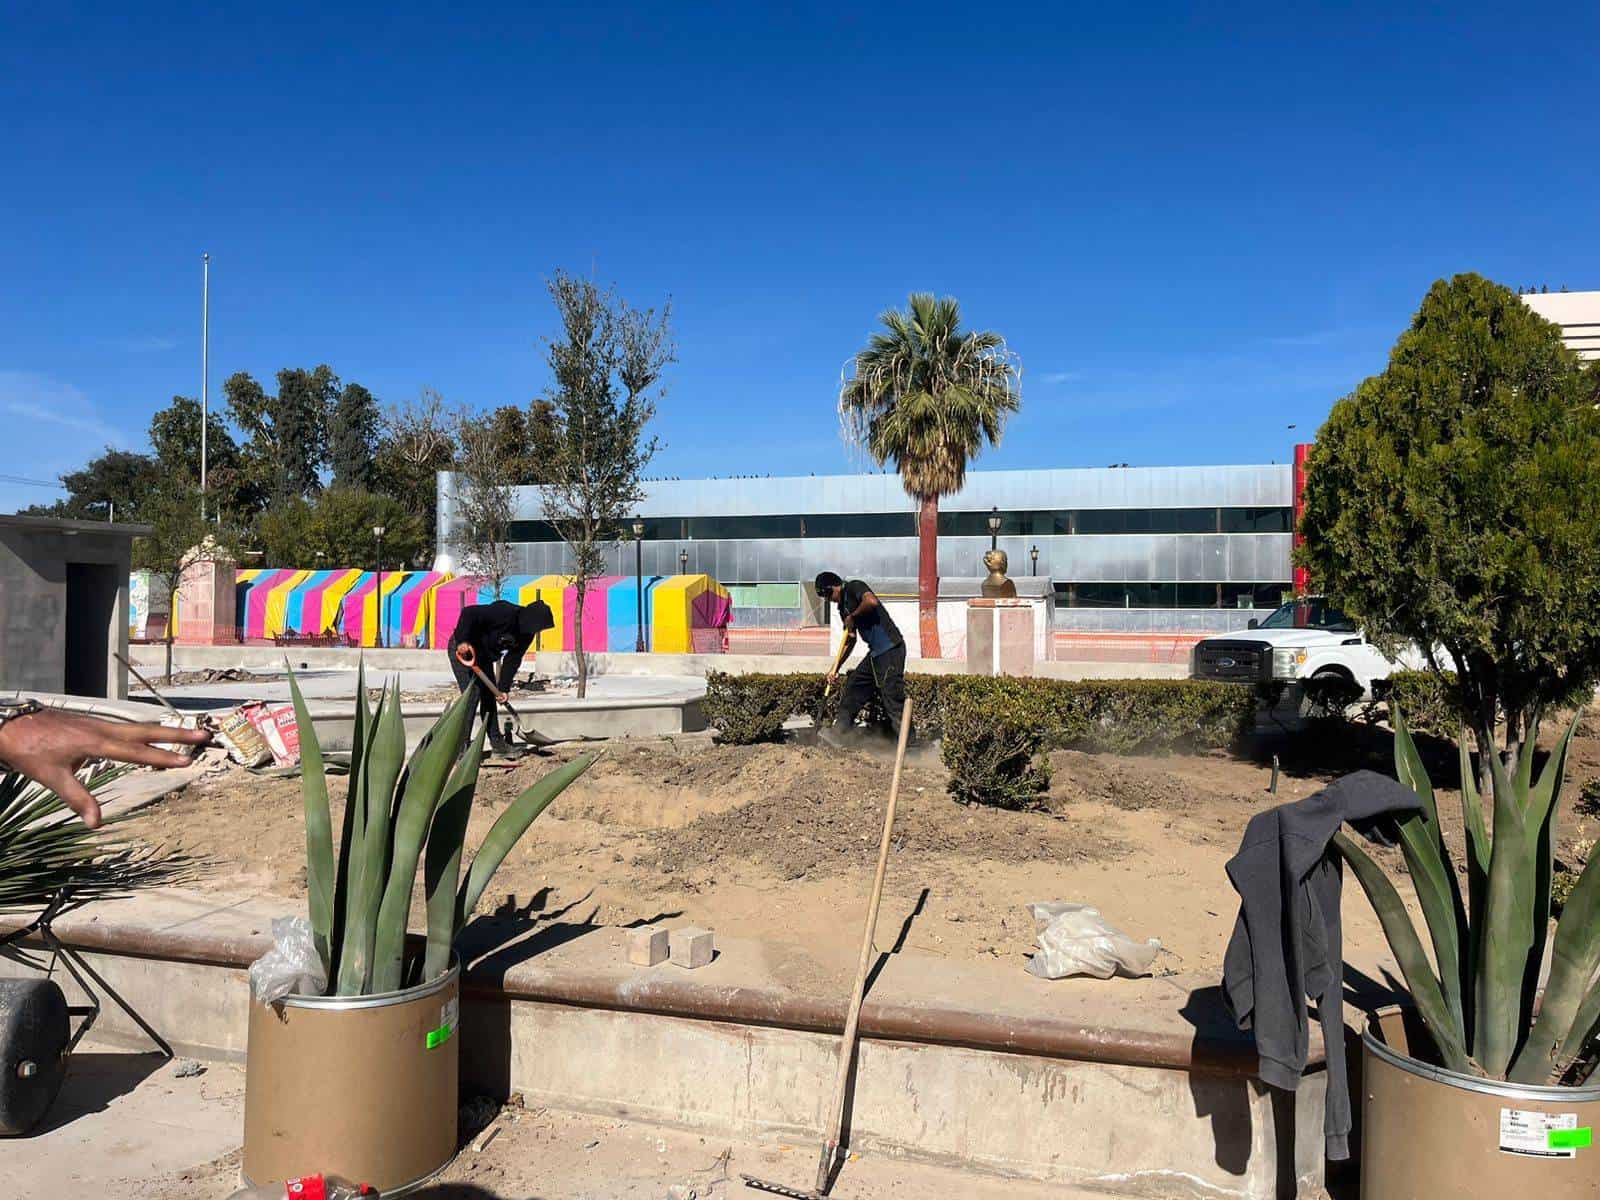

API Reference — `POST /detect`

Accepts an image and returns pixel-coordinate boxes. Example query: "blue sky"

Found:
[2,3,1595,512]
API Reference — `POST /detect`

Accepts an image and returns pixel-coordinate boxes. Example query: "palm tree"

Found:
[840,294,1021,658]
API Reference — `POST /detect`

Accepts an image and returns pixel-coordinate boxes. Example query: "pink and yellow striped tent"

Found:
[562,576,624,652]
[298,569,366,637]
[428,577,493,649]
[260,570,315,639]
[382,571,449,648]
[241,569,300,640]
[341,571,412,647]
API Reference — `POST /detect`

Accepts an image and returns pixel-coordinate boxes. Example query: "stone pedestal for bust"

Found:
[966,598,1036,677]
[176,553,237,645]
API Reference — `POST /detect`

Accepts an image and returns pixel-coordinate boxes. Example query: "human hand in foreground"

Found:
[0,708,211,828]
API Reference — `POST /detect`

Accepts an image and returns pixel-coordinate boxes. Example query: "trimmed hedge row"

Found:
[703,671,1257,809]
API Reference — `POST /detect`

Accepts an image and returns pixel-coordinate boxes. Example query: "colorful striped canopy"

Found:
[606,576,663,651]
[428,577,494,648]
[241,569,300,640]
[380,571,448,648]
[560,576,624,652]
[650,575,733,653]
[301,569,367,638]
[341,571,413,647]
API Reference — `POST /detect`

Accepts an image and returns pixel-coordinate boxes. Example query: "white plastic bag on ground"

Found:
[1024,901,1161,980]
[248,916,327,1004]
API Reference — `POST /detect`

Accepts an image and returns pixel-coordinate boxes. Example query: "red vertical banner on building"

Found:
[1292,442,1311,595]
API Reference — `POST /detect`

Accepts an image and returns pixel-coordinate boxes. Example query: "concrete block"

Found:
[669,927,714,969]
[628,925,669,967]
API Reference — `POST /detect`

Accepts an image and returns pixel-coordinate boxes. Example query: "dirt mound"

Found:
[636,743,1117,881]
[1045,748,1263,815]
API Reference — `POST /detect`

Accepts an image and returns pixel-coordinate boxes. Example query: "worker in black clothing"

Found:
[814,571,910,743]
[447,598,554,751]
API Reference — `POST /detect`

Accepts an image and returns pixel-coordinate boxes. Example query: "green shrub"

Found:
[704,671,1256,807]
[1375,670,1469,735]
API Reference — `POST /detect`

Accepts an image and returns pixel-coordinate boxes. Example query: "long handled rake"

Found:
[742,695,913,1199]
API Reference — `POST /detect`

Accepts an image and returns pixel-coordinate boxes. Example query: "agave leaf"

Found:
[1511,831,1600,1083]
[1524,712,1582,1020]
[369,690,475,994]
[1475,747,1535,1077]
[1392,712,1470,1033]
[336,680,406,995]
[330,657,369,983]
[1559,974,1600,1084]
[424,726,487,982]
[455,753,599,933]
[1332,830,1471,1073]
[288,667,334,978]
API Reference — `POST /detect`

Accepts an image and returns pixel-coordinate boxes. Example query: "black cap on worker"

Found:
[814,571,843,597]
[519,599,554,636]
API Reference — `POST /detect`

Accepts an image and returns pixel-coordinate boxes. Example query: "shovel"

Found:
[453,643,555,752]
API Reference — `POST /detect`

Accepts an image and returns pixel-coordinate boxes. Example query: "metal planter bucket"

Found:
[1362,1007,1600,1198]
[243,960,460,1195]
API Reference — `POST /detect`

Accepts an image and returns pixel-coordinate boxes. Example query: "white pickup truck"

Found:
[1190,597,1412,699]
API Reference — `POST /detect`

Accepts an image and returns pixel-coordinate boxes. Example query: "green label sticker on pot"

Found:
[1550,1128,1592,1150]
[426,996,460,1050]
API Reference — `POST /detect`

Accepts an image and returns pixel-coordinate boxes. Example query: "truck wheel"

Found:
[1302,669,1362,720]
[0,978,69,1134]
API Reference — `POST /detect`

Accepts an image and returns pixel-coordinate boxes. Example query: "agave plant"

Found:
[0,763,192,915]
[1333,709,1600,1084]
[288,664,596,996]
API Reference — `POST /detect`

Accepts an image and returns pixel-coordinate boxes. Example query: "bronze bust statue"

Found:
[981,548,1017,598]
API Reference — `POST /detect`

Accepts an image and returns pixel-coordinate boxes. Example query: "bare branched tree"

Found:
[539,271,672,697]
[450,407,518,593]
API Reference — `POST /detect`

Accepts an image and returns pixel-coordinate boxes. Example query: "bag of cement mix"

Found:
[249,916,327,1004]
[1024,901,1161,980]
[216,703,273,767]
[244,702,301,768]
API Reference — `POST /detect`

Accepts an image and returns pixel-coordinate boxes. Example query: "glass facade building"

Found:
[436,463,1294,610]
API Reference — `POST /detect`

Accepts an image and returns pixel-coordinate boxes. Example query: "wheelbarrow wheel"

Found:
[0,978,69,1134]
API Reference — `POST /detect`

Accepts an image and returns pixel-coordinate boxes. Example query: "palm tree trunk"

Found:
[917,494,940,659]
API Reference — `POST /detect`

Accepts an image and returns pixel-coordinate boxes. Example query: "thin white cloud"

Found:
[0,371,136,455]
[1038,371,1082,385]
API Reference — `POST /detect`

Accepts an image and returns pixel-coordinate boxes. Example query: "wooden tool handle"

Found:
[815,695,912,1193]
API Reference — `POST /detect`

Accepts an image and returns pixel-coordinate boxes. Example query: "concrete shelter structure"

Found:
[0,514,149,699]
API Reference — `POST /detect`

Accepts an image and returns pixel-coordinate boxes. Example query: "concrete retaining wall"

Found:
[129,643,1188,682]
[0,913,1325,1199]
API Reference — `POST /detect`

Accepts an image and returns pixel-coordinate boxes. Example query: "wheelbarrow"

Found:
[452,643,556,754]
[0,889,172,1133]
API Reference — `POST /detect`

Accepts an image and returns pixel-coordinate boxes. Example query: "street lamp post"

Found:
[987,506,1002,551]
[679,549,689,576]
[373,525,386,648]
[632,517,646,653]
[1030,545,1039,576]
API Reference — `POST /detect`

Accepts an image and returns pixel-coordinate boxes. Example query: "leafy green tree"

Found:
[21,449,160,521]
[272,365,337,497]
[1297,273,1600,771]
[148,395,260,521]
[328,381,380,489]
[452,408,519,591]
[226,367,334,502]
[539,271,671,697]
[840,293,1021,658]
[253,487,425,569]
[373,388,456,549]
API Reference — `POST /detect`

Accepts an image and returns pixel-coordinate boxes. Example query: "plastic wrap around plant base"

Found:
[1024,901,1162,980]
[249,916,328,1004]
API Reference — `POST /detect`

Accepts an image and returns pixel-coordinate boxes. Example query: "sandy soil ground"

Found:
[119,712,1600,983]
[128,1088,1128,1200]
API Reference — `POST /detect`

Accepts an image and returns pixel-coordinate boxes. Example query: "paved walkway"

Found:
[14,1046,1114,1199]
